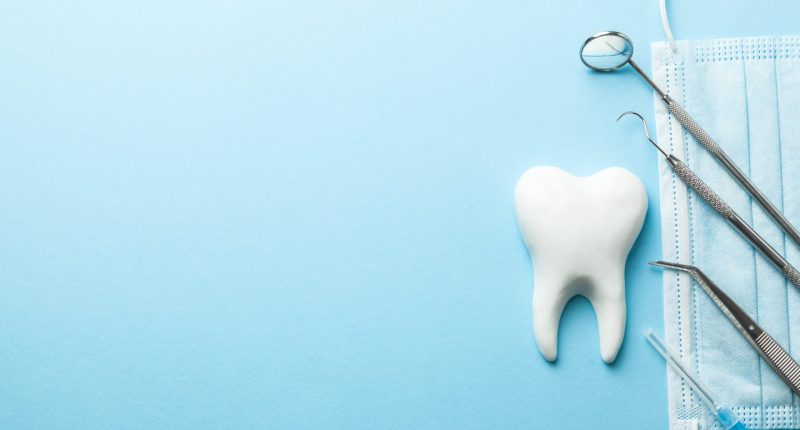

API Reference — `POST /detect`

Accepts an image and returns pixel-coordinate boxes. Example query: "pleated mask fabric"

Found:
[653,37,800,429]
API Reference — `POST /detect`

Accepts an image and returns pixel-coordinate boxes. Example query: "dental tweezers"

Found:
[651,261,800,396]
[621,112,800,289]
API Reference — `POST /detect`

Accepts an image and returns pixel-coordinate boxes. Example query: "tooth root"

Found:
[532,270,570,362]
[532,272,627,363]
[589,275,626,364]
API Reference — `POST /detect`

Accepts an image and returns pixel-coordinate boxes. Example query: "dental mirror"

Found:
[579,31,667,98]
[580,31,633,71]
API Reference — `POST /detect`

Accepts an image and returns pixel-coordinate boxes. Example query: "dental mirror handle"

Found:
[667,155,800,288]
[628,58,800,248]
[665,97,800,247]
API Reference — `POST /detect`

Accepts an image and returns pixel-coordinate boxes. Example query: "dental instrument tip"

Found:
[616,111,643,122]
[617,111,670,159]
[649,260,681,270]
[649,261,699,274]
[649,260,677,268]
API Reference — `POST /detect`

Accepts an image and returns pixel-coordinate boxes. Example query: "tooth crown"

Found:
[514,166,647,363]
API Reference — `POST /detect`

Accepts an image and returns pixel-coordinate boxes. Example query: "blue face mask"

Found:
[653,37,800,429]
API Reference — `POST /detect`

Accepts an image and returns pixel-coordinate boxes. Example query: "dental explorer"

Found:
[645,330,748,430]
[620,112,800,289]
[580,31,800,248]
[651,261,800,396]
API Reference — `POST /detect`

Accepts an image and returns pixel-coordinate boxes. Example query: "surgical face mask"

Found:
[653,37,800,430]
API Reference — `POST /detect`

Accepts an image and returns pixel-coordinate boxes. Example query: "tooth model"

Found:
[514,166,647,363]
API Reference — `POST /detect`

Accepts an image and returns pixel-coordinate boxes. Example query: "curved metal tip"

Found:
[617,111,670,159]
[617,111,644,122]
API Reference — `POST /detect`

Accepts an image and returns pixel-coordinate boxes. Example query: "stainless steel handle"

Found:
[670,156,800,288]
[670,156,733,218]
[655,261,800,396]
[755,332,800,396]
[666,97,800,247]
[666,99,722,155]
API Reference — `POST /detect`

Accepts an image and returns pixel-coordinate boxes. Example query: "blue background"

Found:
[2,1,799,428]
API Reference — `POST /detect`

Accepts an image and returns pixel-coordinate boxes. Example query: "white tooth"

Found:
[514,166,647,363]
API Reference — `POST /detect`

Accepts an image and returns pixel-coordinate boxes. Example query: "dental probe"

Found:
[651,261,800,396]
[645,330,748,430]
[619,112,800,289]
[580,31,800,248]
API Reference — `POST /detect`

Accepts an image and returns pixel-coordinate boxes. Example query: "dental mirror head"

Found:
[580,31,633,71]
[580,31,668,98]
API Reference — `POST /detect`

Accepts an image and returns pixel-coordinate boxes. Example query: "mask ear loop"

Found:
[659,0,678,53]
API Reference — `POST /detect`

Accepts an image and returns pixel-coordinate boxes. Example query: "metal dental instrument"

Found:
[650,261,800,396]
[620,111,800,289]
[580,31,800,248]
[645,330,748,430]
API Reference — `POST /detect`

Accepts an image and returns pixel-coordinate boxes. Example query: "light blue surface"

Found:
[1,1,799,428]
